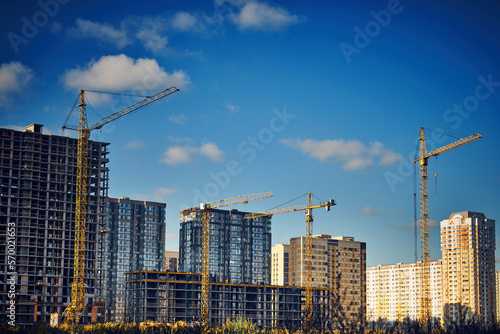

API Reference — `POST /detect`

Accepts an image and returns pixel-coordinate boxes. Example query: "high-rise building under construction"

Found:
[0,124,109,325]
[178,208,271,284]
[105,197,166,322]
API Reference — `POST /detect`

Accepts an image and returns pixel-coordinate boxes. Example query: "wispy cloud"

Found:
[68,18,132,49]
[125,139,146,150]
[170,11,221,35]
[172,12,198,31]
[199,142,225,161]
[0,62,34,108]
[388,219,440,233]
[225,102,240,114]
[227,1,300,31]
[62,54,190,99]
[169,114,189,124]
[362,206,383,215]
[281,138,401,170]
[161,146,198,164]
[130,187,177,202]
[159,141,225,165]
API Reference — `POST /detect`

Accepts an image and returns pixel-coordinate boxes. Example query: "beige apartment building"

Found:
[366,260,443,322]
[164,250,179,272]
[271,244,290,286]
[441,211,496,324]
[496,271,500,323]
[288,235,366,320]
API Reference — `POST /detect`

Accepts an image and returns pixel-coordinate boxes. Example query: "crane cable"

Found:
[266,193,309,211]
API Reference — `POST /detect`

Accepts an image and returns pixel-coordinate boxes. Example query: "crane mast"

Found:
[244,193,335,330]
[63,87,179,324]
[304,193,314,328]
[414,127,481,324]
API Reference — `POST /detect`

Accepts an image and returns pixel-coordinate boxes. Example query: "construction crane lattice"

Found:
[414,127,481,323]
[181,191,274,326]
[244,193,335,329]
[62,86,179,324]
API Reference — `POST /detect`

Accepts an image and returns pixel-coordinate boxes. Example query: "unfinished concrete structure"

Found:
[0,124,109,325]
[125,271,335,328]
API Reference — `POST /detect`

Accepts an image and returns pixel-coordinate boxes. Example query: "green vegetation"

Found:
[1,319,500,334]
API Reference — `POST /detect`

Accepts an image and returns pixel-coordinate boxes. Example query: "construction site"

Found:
[0,90,494,332]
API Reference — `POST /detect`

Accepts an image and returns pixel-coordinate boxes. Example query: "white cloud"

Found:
[68,18,132,49]
[62,54,190,93]
[172,12,198,31]
[2,125,28,132]
[161,146,198,164]
[0,62,34,108]
[125,139,146,149]
[136,29,168,53]
[170,10,223,36]
[130,187,177,202]
[2,124,54,135]
[169,114,189,124]
[225,102,240,114]
[160,141,225,165]
[281,138,401,170]
[131,16,170,53]
[229,2,300,31]
[362,206,383,215]
[199,142,225,161]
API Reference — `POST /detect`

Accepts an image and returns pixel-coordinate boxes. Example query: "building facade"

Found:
[164,251,179,272]
[496,271,500,323]
[105,197,166,322]
[366,260,443,322]
[0,124,109,325]
[440,211,496,324]
[288,235,366,321]
[125,271,334,328]
[271,244,290,286]
[179,208,271,284]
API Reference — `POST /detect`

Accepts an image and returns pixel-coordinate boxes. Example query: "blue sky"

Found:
[1,0,499,268]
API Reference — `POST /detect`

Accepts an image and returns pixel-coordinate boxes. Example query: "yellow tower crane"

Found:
[62,87,179,324]
[414,127,481,323]
[180,192,274,326]
[244,193,336,330]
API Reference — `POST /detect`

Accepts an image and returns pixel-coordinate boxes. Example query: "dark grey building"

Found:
[105,197,166,322]
[0,124,109,325]
[179,208,271,285]
[125,271,333,328]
